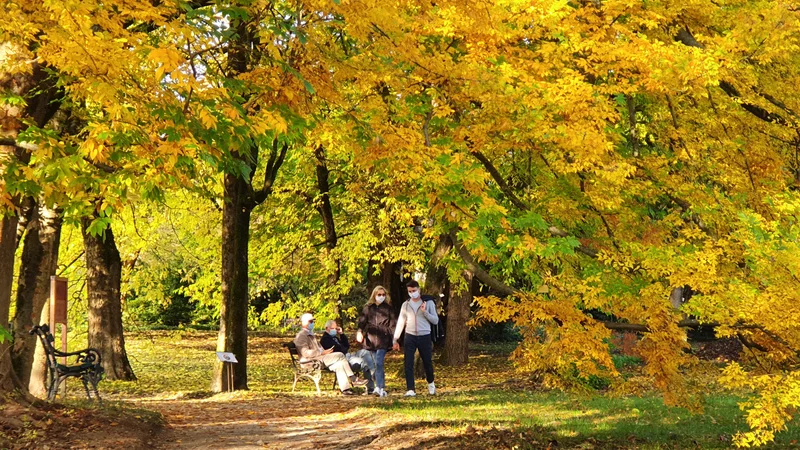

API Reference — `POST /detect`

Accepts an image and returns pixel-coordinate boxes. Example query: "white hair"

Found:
[325,319,337,329]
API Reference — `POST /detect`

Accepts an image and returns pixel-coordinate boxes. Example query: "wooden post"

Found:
[50,276,68,396]
[229,363,234,393]
[215,352,238,393]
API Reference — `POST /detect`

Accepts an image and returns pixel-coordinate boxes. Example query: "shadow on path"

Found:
[148,394,390,450]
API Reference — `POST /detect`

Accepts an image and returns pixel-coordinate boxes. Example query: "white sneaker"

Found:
[404,390,416,397]
[379,389,388,397]
[373,387,383,396]
[428,382,436,395]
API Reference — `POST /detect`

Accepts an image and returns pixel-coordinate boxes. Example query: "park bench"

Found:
[30,324,104,403]
[283,341,363,394]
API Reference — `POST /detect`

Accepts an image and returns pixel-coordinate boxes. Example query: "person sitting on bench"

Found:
[293,313,368,395]
[321,320,375,393]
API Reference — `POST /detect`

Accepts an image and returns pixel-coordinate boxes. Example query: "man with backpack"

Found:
[392,280,439,397]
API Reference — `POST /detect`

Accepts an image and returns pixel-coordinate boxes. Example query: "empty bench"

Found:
[30,324,104,403]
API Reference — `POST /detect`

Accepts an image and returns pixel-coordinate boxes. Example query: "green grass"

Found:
[363,390,800,448]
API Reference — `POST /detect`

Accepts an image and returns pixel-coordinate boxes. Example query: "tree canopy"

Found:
[2,0,799,445]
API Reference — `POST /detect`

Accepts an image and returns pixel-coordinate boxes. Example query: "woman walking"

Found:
[357,285,397,397]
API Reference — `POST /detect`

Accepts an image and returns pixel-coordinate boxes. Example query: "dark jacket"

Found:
[320,331,350,354]
[357,302,397,351]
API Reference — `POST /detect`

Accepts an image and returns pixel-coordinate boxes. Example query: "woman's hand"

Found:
[356,330,364,343]
[392,342,400,351]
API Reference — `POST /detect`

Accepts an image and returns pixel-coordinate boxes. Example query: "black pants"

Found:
[404,333,434,391]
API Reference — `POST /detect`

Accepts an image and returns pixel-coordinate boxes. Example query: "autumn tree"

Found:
[2,0,232,386]
[298,0,800,445]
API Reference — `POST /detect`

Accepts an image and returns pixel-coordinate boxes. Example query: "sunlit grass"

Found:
[362,390,800,448]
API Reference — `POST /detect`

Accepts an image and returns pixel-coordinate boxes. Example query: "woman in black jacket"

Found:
[356,285,397,397]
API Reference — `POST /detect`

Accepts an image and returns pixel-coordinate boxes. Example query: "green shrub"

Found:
[469,321,522,343]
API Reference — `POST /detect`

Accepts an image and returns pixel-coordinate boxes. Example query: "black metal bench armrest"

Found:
[52,348,101,359]
[54,348,101,362]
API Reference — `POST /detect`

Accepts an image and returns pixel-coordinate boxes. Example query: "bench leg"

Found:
[80,375,103,404]
[81,378,92,400]
[292,373,299,392]
[91,378,103,405]
[48,376,66,402]
[313,374,321,395]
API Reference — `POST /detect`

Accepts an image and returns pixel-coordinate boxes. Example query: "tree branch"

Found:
[253,140,288,205]
[469,149,529,211]
[675,28,787,125]
[449,229,519,296]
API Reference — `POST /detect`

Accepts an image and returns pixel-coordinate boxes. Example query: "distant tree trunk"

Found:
[424,236,451,300]
[441,271,473,366]
[314,146,342,321]
[0,215,20,394]
[82,217,136,381]
[669,287,684,310]
[366,259,384,294]
[12,204,62,396]
[367,259,408,315]
[368,260,409,317]
[425,233,452,350]
[213,171,253,393]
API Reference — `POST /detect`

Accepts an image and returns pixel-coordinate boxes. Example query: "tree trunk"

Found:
[213,172,252,392]
[209,18,285,392]
[14,198,36,251]
[0,58,62,398]
[82,217,136,381]
[441,271,473,366]
[0,215,20,394]
[424,233,452,349]
[368,260,408,317]
[366,259,384,294]
[29,303,50,398]
[669,287,684,310]
[12,203,62,396]
[314,146,342,321]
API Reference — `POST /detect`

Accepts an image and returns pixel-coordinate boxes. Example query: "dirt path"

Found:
[146,394,396,450]
[139,392,492,450]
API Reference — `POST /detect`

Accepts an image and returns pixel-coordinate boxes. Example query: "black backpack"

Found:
[421,295,445,343]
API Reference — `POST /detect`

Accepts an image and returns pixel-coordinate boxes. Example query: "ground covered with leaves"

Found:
[0,399,163,449]
[10,331,800,449]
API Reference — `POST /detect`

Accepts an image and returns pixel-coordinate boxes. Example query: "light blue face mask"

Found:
[308,321,315,332]
[328,329,337,337]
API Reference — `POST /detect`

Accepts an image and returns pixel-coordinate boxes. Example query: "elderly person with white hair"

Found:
[320,319,376,394]
[293,313,368,395]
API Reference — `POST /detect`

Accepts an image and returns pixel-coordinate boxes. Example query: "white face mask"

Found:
[375,295,386,304]
[409,291,421,300]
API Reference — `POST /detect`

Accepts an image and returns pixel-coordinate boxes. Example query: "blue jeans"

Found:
[370,349,388,390]
[403,334,434,391]
[347,349,376,390]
